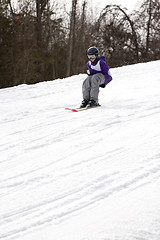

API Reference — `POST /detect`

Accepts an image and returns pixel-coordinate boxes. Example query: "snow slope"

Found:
[0,60,160,240]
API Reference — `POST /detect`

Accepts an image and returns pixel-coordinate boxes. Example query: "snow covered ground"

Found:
[0,60,160,240]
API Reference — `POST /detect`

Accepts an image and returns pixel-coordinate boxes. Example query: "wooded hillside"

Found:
[0,0,160,88]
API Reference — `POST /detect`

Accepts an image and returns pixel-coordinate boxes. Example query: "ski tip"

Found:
[71,109,78,112]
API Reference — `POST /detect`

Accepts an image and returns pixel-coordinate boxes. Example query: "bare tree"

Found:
[135,0,160,60]
[97,5,139,62]
[36,0,49,48]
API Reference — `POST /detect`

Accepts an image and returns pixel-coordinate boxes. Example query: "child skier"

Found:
[80,46,112,108]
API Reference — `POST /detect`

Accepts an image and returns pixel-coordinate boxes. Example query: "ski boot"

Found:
[80,99,89,108]
[86,100,100,108]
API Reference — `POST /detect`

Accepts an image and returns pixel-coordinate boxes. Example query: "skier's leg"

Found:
[82,76,92,100]
[90,73,105,101]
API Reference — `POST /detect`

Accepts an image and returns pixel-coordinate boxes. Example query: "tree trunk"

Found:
[66,0,78,77]
[76,1,87,73]
[36,0,42,49]
[145,0,152,57]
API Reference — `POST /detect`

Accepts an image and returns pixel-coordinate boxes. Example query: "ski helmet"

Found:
[87,46,99,59]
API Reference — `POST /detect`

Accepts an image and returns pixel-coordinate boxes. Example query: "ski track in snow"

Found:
[0,61,160,240]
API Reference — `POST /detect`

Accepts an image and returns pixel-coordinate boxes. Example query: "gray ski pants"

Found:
[82,73,105,101]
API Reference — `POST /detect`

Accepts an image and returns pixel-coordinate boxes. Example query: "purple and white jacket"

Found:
[87,56,112,88]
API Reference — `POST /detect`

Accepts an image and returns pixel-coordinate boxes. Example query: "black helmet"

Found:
[87,46,99,59]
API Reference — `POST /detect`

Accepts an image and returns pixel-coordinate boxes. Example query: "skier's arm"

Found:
[100,60,109,75]
[100,60,112,87]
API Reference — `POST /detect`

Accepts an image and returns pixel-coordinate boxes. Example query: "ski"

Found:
[65,107,85,112]
[65,105,101,112]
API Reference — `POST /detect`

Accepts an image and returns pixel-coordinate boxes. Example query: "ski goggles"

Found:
[88,54,96,59]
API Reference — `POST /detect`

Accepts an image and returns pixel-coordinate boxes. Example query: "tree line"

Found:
[0,0,160,88]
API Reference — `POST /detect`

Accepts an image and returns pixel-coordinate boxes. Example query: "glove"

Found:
[87,69,90,75]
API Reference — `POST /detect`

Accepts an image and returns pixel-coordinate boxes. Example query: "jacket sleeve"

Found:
[100,60,112,87]
[100,60,109,75]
